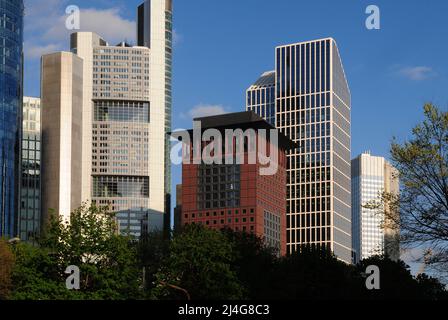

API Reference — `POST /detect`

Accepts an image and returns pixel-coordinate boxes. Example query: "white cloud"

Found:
[40,8,135,45]
[398,66,435,81]
[24,43,61,59]
[24,1,135,61]
[186,104,229,119]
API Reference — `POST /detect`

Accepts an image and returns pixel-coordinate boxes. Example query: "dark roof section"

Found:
[176,111,297,150]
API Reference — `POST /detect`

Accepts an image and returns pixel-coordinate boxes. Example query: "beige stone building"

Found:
[41,52,84,224]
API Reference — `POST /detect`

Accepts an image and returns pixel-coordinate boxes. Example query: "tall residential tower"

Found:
[247,38,352,263]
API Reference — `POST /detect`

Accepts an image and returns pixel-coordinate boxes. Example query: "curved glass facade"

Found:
[0,0,23,237]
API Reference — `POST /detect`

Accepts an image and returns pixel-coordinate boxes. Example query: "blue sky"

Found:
[24,0,448,271]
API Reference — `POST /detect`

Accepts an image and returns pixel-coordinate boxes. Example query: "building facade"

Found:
[138,0,173,234]
[178,112,294,255]
[41,52,84,224]
[19,97,41,242]
[173,184,182,232]
[0,0,23,238]
[351,152,400,262]
[246,71,276,126]
[246,38,352,263]
[41,0,172,237]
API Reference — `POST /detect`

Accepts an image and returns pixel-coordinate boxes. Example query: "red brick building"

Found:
[176,112,295,255]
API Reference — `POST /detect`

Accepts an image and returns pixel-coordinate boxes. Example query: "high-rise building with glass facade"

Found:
[351,152,400,263]
[0,0,23,238]
[41,0,172,238]
[246,38,352,263]
[19,97,41,243]
[246,71,276,126]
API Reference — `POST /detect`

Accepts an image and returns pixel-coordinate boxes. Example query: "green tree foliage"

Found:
[221,229,277,299]
[0,239,15,299]
[6,205,447,300]
[137,231,170,298]
[11,204,142,300]
[357,255,448,300]
[367,104,448,276]
[10,243,82,300]
[153,224,245,300]
[271,246,364,300]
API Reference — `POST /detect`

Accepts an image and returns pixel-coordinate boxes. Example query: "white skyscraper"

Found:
[351,152,400,262]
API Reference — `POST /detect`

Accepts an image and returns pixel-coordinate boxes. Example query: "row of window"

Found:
[287,167,331,183]
[288,182,332,198]
[247,86,275,107]
[277,40,331,98]
[288,243,332,254]
[184,222,255,233]
[287,227,332,244]
[185,208,255,219]
[287,212,332,229]
[287,197,332,214]
[92,176,149,198]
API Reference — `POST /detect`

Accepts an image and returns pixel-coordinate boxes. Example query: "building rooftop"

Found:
[175,111,297,150]
[249,71,276,89]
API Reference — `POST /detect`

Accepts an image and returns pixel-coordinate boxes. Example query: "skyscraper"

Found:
[246,71,276,126]
[19,97,42,242]
[41,52,84,224]
[138,0,173,233]
[41,0,172,237]
[351,152,400,262]
[246,38,352,263]
[0,0,24,238]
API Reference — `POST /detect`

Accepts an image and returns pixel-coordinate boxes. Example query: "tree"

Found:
[221,229,277,299]
[367,104,448,277]
[137,231,170,297]
[0,240,15,299]
[11,204,143,300]
[270,246,363,300]
[415,273,448,300]
[153,224,245,300]
[10,242,82,300]
[357,255,447,300]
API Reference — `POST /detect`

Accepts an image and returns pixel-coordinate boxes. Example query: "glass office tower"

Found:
[352,152,400,263]
[19,97,41,243]
[0,0,24,238]
[247,38,352,263]
[246,71,276,126]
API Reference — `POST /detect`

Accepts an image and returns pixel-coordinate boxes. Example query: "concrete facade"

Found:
[41,52,83,224]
